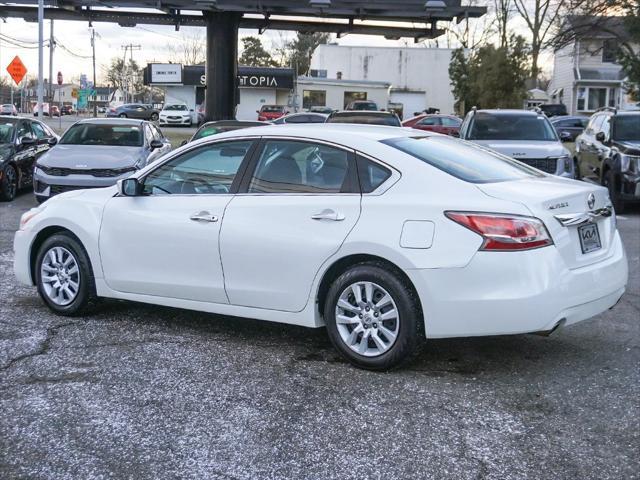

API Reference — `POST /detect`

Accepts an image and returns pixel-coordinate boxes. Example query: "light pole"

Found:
[37,0,44,118]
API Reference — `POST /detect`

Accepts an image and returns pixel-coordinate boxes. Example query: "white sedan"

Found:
[13,124,628,369]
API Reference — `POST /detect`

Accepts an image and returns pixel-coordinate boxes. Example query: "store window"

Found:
[303,90,327,109]
[344,91,367,108]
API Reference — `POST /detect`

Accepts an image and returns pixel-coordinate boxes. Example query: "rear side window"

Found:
[248,140,352,194]
[382,136,544,184]
[357,155,391,193]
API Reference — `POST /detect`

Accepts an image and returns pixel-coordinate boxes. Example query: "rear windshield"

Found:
[613,115,640,141]
[382,136,544,183]
[261,106,284,112]
[328,113,401,127]
[469,113,558,141]
[60,124,143,147]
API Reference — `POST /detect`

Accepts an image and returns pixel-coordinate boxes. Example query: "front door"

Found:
[99,139,256,303]
[220,139,361,312]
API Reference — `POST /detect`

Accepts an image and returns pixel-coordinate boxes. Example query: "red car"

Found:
[402,114,462,136]
[257,105,287,121]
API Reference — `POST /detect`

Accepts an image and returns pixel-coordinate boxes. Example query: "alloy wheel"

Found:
[40,246,81,306]
[335,281,400,357]
[4,166,17,199]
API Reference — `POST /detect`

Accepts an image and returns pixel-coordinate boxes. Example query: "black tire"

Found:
[324,262,424,370]
[603,169,625,214]
[35,233,98,316]
[150,113,159,121]
[0,164,18,201]
[118,113,127,118]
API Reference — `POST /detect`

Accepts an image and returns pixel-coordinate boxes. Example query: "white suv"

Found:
[459,109,574,178]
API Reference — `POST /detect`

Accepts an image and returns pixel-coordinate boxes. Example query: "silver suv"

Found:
[459,109,574,177]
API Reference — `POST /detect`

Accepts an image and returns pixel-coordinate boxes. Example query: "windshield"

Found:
[163,104,188,111]
[328,113,400,126]
[60,124,143,147]
[469,113,558,141]
[382,136,544,183]
[613,115,640,141]
[0,121,16,143]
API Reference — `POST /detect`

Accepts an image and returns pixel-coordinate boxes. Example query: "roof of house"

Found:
[565,15,632,40]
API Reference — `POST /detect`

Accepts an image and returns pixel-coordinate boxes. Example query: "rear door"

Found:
[220,138,361,312]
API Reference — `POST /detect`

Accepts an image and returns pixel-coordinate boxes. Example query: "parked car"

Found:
[0,116,58,201]
[1,104,18,116]
[49,106,61,117]
[32,103,51,117]
[550,115,589,142]
[402,114,462,136]
[271,112,328,125]
[185,120,269,144]
[97,106,107,114]
[345,100,378,111]
[326,111,401,127]
[14,124,628,369]
[106,104,160,121]
[538,103,568,117]
[159,103,194,127]
[60,105,75,116]
[257,105,287,121]
[308,106,334,115]
[459,109,573,177]
[575,108,640,212]
[32,118,171,203]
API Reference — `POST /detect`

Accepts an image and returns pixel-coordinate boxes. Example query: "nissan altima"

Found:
[14,125,628,369]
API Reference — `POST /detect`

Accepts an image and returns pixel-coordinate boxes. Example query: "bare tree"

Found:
[513,0,566,78]
[494,0,514,48]
[166,32,206,65]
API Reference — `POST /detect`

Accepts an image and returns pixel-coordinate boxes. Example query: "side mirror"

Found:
[450,131,460,138]
[560,131,572,142]
[595,131,606,143]
[19,136,36,147]
[149,139,163,150]
[47,137,58,146]
[118,177,142,196]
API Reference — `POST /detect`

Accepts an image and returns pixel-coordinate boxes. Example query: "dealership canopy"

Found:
[2,0,486,120]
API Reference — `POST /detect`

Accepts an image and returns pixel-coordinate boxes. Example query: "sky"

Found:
[0,11,552,87]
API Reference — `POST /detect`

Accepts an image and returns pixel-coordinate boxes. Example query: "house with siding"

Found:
[548,16,638,115]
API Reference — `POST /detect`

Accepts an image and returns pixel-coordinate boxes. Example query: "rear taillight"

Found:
[445,212,553,251]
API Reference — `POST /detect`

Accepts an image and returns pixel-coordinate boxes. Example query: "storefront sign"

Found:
[150,63,183,84]
[159,65,294,90]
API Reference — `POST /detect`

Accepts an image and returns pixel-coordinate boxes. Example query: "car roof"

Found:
[75,117,145,125]
[474,109,542,115]
[200,120,268,127]
[331,110,395,116]
[199,123,427,144]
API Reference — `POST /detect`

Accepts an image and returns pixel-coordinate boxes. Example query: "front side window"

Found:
[60,124,143,147]
[143,141,253,195]
[468,113,557,141]
[382,136,544,184]
[0,121,16,143]
[16,122,34,140]
[441,117,462,127]
[248,140,351,194]
[30,122,48,139]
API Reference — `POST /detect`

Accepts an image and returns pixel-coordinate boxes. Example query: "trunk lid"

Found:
[477,176,615,269]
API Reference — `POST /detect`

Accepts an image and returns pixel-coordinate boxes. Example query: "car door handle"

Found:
[311,209,345,221]
[190,211,218,223]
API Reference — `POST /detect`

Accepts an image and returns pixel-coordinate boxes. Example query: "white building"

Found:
[310,44,459,116]
[296,77,391,111]
[548,16,639,115]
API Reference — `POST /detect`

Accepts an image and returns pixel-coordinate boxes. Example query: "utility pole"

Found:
[37,0,44,118]
[91,28,97,117]
[48,19,54,105]
[121,43,141,103]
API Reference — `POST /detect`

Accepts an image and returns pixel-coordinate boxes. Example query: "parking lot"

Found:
[0,189,638,479]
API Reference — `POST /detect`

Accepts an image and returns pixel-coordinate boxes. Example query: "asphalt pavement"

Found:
[0,191,638,480]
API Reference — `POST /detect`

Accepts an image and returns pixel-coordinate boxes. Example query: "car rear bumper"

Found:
[407,229,628,338]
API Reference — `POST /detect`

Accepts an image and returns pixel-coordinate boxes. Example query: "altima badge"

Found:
[75,164,88,168]
[548,202,569,210]
[587,193,595,210]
